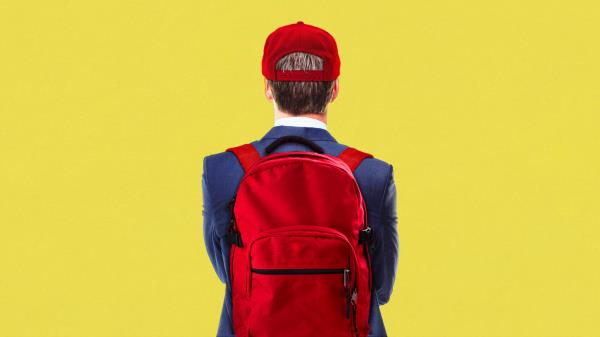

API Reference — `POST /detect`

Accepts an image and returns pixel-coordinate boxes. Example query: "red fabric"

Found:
[262,21,340,81]
[230,152,371,337]
[338,147,374,172]
[226,144,260,173]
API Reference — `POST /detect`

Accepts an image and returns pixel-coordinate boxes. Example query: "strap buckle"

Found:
[226,197,243,247]
[226,222,243,247]
[358,227,373,245]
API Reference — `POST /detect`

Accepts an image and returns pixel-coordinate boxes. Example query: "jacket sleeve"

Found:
[202,156,227,283]
[372,164,399,305]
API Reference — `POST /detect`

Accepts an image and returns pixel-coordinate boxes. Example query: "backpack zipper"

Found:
[251,267,347,275]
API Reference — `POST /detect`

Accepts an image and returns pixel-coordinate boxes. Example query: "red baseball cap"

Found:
[262,21,340,81]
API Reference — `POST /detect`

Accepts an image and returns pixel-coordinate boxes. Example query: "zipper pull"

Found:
[345,291,351,319]
[344,269,352,318]
[343,269,350,288]
[351,288,359,337]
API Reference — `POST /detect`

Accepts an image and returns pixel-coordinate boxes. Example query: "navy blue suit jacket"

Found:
[202,126,399,337]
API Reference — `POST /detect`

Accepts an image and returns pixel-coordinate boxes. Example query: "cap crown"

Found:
[262,21,341,81]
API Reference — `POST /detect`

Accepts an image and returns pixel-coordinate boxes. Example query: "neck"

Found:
[274,110,328,124]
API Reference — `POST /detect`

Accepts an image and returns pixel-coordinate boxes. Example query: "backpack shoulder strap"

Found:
[226,143,260,173]
[338,146,373,172]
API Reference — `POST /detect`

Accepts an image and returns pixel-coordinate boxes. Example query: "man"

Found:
[202,21,398,337]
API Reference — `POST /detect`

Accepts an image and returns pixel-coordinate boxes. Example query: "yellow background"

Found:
[1,0,598,336]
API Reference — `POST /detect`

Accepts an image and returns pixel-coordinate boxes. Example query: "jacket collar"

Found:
[260,125,337,142]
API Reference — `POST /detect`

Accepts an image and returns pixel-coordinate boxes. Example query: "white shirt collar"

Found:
[274,116,328,130]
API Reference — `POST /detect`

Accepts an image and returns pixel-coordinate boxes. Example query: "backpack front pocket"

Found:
[246,226,359,337]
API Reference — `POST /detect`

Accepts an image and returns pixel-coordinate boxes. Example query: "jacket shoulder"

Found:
[202,150,245,198]
[347,148,394,211]
[203,150,240,175]
[355,155,393,186]
[360,156,393,173]
[339,144,393,179]
[203,150,238,169]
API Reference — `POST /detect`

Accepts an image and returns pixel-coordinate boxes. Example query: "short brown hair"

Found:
[267,52,336,115]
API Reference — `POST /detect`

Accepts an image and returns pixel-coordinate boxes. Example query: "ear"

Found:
[329,78,340,103]
[264,78,274,102]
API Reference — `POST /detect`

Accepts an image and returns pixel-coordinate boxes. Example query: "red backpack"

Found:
[225,136,374,337]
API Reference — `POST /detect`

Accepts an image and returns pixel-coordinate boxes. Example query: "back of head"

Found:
[267,52,336,115]
[262,21,340,116]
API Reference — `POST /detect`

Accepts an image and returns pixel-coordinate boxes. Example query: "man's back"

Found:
[202,125,398,336]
